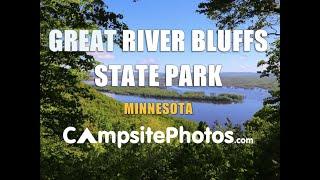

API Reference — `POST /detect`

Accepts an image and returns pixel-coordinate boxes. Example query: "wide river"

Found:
[101,86,270,126]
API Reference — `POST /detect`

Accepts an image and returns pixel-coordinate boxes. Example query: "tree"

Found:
[197,0,280,89]
[197,0,280,105]
[40,0,127,178]
[197,0,280,34]
[40,0,127,135]
[258,39,280,107]
[197,0,280,179]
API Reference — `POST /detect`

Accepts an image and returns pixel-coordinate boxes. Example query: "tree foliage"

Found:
[196,0,281,178]
[197,0,281,107]
[197,0,280,34]
[40,0,127,135]
[40,0,281,179]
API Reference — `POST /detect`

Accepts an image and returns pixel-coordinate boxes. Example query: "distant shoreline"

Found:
[95,86,244,104]
[86,72,277,90]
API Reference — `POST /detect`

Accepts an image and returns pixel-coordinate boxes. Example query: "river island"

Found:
[95,86,243,104]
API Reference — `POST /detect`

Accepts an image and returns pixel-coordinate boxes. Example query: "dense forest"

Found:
[40,0,280,179]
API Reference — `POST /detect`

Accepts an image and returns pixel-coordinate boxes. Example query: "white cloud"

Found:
[239,65,247,69]
[87,52,115,61]
[239,54,248,61]
[137,57,157,64]
[239,64,257,72]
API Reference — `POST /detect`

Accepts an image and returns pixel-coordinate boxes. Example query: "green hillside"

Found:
[41,84,279,179]
[41,84,199,179]
[80,84,197,132]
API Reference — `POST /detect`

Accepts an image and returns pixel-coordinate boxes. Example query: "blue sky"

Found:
[97,0,272,72]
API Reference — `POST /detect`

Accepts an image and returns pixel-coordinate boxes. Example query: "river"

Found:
[100,86,270,126]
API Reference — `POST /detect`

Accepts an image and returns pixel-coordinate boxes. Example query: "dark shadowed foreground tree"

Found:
[40,0,127,178]
[40,0,127,135]
[197,0,280,98]
[197,0,280,92]
[197,0,280,34]
[196,0,280,179]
